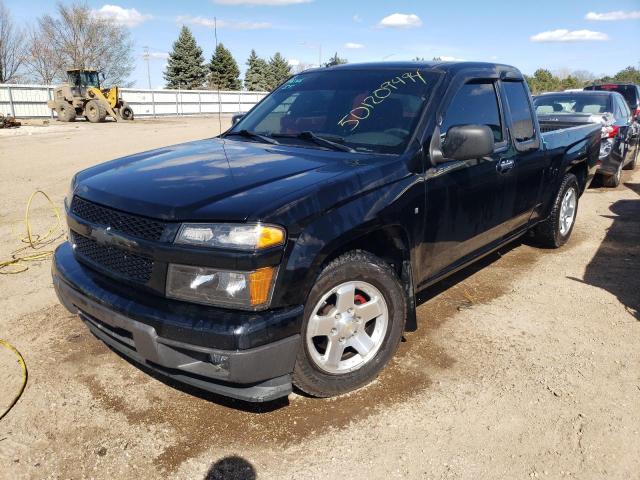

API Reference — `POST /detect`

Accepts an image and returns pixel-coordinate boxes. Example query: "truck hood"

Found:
[74,138,391,222]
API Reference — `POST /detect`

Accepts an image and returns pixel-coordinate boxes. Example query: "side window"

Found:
[619,97,631,119]
[614,96,627,120]
[612,97,622,119]
[502,81,535,142]
[441,81,503,143]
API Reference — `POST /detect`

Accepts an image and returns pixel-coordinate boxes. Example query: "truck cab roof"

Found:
[304,61,525,80]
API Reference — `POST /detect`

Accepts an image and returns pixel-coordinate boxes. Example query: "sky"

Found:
[7,0,640,89]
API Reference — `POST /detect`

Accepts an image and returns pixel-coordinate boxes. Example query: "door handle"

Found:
[496,158,515,174]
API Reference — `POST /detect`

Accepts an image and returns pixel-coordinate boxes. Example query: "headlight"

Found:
[166,264,277,310]
[175,223,285,251]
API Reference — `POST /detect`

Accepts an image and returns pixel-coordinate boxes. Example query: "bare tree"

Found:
[0,0,25,83]
[24,26,61,84]
[29,1,134,86]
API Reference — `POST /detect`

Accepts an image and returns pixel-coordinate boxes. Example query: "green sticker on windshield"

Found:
[337,70,426,131]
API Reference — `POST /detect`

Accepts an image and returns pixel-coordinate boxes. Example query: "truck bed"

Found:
[541,122,602,153]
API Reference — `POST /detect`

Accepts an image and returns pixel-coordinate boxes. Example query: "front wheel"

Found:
[85,100,106,123]
[531,173,579,248]
[293,251,406,398]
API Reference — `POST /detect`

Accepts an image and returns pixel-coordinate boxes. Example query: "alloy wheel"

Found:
[305,281,388,374]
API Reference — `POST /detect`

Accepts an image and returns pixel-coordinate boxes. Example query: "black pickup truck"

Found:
[52,62,601,402]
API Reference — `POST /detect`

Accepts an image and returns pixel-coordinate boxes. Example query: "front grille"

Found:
[71,196,166,242]
[71,231,153,283]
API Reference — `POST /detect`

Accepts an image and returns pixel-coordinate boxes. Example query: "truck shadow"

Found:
[569,182,640,320]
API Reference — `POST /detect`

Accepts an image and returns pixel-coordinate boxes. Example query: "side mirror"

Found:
[232,113,244,125]
[441,124,494,161]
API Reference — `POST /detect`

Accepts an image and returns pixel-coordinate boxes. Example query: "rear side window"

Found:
[612,96,623,120]
[441,82,503,143]
[502,81,535,142]
[618,95,631,118]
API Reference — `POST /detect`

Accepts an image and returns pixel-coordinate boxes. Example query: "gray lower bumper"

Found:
[54,274,299,403]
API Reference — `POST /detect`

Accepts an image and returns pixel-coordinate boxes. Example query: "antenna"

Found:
[214,16,223,135]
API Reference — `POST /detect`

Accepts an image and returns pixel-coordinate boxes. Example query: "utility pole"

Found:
[143,46,156,117]
[214,17,222,133]
[143,46,152,89]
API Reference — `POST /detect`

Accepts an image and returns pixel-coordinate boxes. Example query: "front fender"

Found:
[270,176,423,307]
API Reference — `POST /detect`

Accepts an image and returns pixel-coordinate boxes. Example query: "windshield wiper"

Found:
[273,131,355,152]
[225,129,279,145]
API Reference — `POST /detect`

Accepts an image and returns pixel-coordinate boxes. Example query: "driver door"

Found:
[421,79,515,280]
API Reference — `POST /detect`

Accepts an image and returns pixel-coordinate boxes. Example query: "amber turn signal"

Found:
[256,226,285,249]
[249,267,276,306]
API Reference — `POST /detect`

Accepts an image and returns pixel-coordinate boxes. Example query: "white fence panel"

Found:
[0,84,268,119]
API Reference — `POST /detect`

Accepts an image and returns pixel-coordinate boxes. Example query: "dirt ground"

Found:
[0,117,638,480]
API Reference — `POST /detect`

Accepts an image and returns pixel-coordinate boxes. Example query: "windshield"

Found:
[229,68,440,154]
[69,71,100,88]
[81,72,100,87]
[533,94,611,115]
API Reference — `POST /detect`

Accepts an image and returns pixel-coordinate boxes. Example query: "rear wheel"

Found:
[55,102,76,122]
[623,143,638,170]
[602,161,622,188]
[531,173,579,248]
[84,100,107,123]
[120,103,134,121]
[293,251,406,397]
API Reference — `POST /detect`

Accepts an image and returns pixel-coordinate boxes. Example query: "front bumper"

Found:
[53,242,303,402]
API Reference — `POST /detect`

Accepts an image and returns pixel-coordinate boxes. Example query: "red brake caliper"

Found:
[354,293,367,305]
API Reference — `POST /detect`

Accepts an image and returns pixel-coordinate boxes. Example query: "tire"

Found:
[84,100,107,123]
[120,103,134,121]
[293,250,406,398]
[531,173,579,248]
[55,102,76,122]
[602,161,622,188]
[623,143,638,170]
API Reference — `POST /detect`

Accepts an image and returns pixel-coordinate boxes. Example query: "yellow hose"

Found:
[0,190,64,274]
[0,339,27,420]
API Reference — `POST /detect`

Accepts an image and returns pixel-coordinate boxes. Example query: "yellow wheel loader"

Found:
[47,69,134,123]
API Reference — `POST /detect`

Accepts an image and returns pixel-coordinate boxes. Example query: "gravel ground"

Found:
[0,117,638,479]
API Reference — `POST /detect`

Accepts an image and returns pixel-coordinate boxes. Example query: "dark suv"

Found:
[585,83,640,120]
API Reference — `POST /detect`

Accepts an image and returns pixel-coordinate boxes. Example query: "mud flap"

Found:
[402,260,417,332]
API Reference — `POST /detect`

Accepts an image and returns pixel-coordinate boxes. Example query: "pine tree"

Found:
[268,52,292,90]
[244,49,271,91]
[164,26,207,89]
[324,52,347,67]
[560,75,581,90]
[208,43,241,90]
